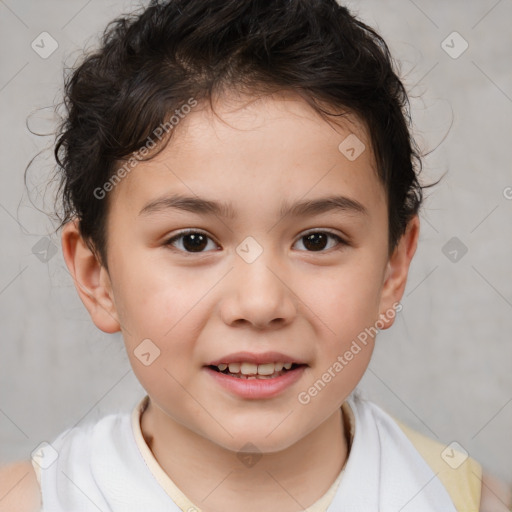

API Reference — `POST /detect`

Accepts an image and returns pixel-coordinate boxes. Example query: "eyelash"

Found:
[164,229,348,255]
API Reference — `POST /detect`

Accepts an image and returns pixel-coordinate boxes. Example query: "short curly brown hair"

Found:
[53,0,428,268]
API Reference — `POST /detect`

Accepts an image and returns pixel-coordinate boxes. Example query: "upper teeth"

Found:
[216,362,293,375]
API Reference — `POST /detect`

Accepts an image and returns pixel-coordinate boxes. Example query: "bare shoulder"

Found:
[480,472,512,512]
[0,460,41,512]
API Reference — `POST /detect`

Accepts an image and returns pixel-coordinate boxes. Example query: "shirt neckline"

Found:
[130,395,355,511]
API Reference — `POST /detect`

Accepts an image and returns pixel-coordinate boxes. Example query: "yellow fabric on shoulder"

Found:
[395,418,482,512]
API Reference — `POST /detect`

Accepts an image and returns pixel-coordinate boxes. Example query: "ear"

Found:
[61,219,121,333]
[377,215,420,329]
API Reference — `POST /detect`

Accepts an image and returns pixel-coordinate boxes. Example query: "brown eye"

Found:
[164,229,346,255]
[165,231,218,253]
[295,231,346,252]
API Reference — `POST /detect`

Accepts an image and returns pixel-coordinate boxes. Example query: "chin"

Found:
[206,424,302,455]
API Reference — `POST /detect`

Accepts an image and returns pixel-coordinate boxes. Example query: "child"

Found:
[1,0,510,510]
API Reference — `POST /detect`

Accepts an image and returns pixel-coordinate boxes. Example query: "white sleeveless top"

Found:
[32,394,458,511]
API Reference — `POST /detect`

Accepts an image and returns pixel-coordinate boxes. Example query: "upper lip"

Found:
[206,351,308,367]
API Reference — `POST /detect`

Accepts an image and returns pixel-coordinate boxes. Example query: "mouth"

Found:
[204,361,308,399]
[207,362,307,380]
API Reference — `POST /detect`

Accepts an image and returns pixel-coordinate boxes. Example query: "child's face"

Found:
[65,91,418,453]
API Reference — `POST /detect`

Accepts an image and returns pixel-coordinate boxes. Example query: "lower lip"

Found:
[203,365,307,399]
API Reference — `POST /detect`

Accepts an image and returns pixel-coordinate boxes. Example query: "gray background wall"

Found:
[0,0,511,484]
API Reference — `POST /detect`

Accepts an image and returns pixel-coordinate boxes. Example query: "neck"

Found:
[140,399,350,512]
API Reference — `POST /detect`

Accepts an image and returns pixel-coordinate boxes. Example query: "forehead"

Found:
[109,91,385,223]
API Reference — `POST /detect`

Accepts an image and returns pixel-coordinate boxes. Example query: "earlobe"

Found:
[377,215,420,330]
[61,219,121,334]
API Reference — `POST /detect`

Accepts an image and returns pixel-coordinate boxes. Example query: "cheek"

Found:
[112,257,191,333]
[113,265,202,394]
[111,258,209,368]
[297,259,384,339]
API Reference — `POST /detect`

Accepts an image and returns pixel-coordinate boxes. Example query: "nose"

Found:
[219,252,297,330]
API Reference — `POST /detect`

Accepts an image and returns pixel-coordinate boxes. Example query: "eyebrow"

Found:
[138,193,368,219]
